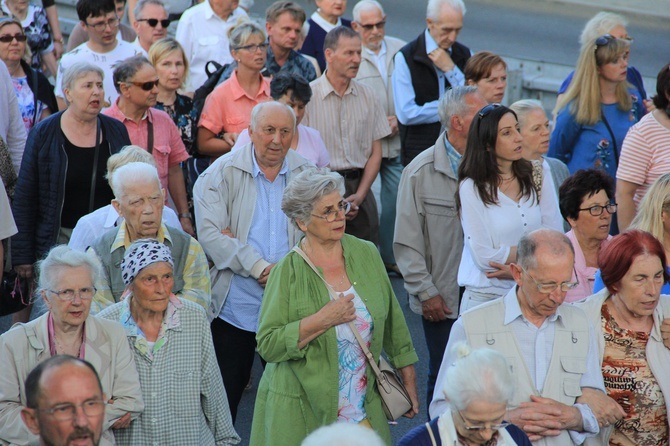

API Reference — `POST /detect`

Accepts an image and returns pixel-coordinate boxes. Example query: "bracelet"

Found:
[54,38,64,44]
[178,212,192,219]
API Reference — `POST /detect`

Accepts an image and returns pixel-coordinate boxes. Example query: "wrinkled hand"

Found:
[421,295,452,322]
[486,261,514,280]
[319,292,356,329]
[223,132,239,147]
[508,395,581,441]
[387,115,399,138]
[427,48,455,72]
[344,195,361,221]
[661,318,670,349]
[257,263,276,288]
[179,217,195,237]
[399,364,419,418]
[108,399,132,429]
[53,41,64,59]
[221,227,234,238]
[577,388,625,428]
[15,264,33,280]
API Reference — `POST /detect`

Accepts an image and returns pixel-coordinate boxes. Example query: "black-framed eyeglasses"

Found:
[137,18,170,28]
[456,410,510,432]
[578,203,617,216]
[356,19,386,31]
[0,33,27,43]
[47,287,97,302]
[40,400,107,421]
[478,103,502,119]
[520,265,579,294]
[85,16,120,32]
[122,79,160,91]
[235,43,268,53]
[311,200,351,223]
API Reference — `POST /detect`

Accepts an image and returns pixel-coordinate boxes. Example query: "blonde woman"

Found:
[549,35,644,180]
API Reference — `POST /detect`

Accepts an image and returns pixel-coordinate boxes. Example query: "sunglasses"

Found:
[123,79,160,91]
[478,103,502,119]
[137,18,170,28]
[0,33,27,43]
[595,34,615,47]
[357,19,386,31]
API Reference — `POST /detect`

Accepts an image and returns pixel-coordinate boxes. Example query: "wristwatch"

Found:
[178,212,192,219]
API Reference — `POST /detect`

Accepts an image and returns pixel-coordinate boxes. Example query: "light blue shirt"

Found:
[392,29,466,126]
[220,153,290,332]
[443,133,462,176]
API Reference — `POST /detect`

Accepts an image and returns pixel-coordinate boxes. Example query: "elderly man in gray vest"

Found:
[430,229,608,445]
[193,101,312,422]
[89,162,211,314]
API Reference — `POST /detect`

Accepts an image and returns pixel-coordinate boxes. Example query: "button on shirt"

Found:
[220,155,290,332]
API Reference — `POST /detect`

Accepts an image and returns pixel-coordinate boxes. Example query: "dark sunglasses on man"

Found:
[122,79,160,91]
[137,18,170,28]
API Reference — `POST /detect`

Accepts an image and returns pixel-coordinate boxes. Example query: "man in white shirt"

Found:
[55,0,140,110]
[176,0,247,93]
[131,0,169,56]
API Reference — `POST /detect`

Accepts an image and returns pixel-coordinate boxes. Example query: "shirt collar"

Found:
[503,286,563,326]
[363,39,386,58]
[229,70,270,101]
[443,133,462,173]
[310,11,341,32]
[318,71,357,99]
[111,221,170,252]
[251,146,289,178]
[105,205,121,228]
[424,28,452,56]
[112,98,149,122]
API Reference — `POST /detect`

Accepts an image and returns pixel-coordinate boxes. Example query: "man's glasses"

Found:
[0,34,27,43]
[311,201,351,223]
[123,79,160,91]
[578,203,617,216]
[40,400,106,421]
[137,18,170,28]
[85,16,120,32]
[236,43,268,53]
[357,19,386,31]
[47,287,97,302]
[457,411,510,431]
[520,265,579,294]
[478,103,502,119]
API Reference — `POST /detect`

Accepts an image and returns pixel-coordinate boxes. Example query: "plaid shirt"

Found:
[97,296,240,446]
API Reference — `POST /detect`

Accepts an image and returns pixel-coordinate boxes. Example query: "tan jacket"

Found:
[355,36,405,159]
[0,313,144,446]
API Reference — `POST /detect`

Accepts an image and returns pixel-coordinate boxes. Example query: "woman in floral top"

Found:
[575,230,670,446]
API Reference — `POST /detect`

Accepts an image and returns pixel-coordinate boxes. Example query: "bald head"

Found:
[517,229,575,271]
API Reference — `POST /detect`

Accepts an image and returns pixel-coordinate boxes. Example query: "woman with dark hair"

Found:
[231,72,329,166]
[558,169,615,302]
[616,62,670,231]
[575,230,670,446]
[464,51,507,104]
[456,103,562,312]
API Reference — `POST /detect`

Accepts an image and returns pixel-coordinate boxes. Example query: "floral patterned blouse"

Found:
[154,93,198,156]
[1,3,54,70]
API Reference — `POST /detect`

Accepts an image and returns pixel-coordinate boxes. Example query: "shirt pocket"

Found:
[152,145,171,182]
[422,197,457,218]
[170,369,201,417]
[561,356,586,398]
[197,35,220,55]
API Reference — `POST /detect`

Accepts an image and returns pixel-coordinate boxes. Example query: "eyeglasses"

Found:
[457,411,510,431]
[85,16,120,32]
[520,266,579,294]
[40,400,106,421]
[0,33,27,43]
[478,103,502,119]
[122,79,160,91]
[235,43,268,53]
[356,19,386,31]
[47,287,97,302]
[137,18,170,28]
[311,200,351,222]
[578,203,617,216]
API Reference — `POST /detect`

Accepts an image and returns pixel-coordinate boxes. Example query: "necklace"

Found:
[54,334,82,356]
[500,175,515,182]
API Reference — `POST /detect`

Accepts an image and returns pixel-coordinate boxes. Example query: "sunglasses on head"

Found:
[137,18,170,28]
[595,34,615,47]
[0,33,27,43]
[123,79,160,91]
[478,103,502,119]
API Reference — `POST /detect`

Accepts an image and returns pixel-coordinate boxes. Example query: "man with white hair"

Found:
[352,0,405,273]
[89,161,211,313]
[194,101,312,422]
[131,0,169,56]
[392,0,471,165]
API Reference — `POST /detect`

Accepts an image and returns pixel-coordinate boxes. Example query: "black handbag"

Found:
[0,270,32,317]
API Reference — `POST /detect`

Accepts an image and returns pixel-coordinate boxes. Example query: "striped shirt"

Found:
[616,112,670,207]
[303,74,390,171]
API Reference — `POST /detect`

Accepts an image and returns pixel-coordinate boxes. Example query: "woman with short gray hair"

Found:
[0,245,144,445]
[11,60,130,322]
[251,168,419,445]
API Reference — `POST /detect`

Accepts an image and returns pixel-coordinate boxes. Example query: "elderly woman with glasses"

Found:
[97,239,240,446]
[575,230,670,446]
[558,169,615,302]
[457,103,563,313]
[399,343,531,446]
[250,168,418,445]
[197,21,271,159]
[0,245,143,446]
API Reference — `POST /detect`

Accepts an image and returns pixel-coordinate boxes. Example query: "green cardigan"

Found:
[250,235,418,445]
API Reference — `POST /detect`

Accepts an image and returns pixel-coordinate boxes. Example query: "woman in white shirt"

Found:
[457,103,563,313]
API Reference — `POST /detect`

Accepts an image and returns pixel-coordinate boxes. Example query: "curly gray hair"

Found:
[281,168,345,228]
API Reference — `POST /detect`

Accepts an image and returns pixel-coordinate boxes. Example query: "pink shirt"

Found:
[104,101,190,201]
[198,70,271,135]
[565,229,612,303]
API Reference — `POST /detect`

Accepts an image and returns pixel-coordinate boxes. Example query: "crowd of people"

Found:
[0,0,669,444]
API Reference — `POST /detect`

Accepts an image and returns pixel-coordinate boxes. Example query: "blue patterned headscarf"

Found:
[121,239,174,286]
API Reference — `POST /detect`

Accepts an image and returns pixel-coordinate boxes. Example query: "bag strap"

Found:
[291,245,385,380]
[88,118,101,213]
[425,422,438,446]
[147,110,154,154]
[31,68,39,125]
[600,113,619,167]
